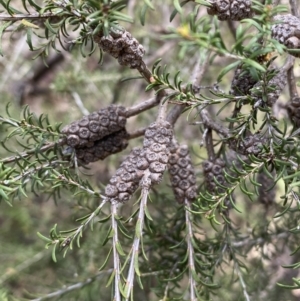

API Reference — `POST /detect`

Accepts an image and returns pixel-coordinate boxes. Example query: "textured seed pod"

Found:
[271,14,300,57]
[224,149,249,177]
[230,133,265,156]
[168,142,197,203]
[138,121,173,184]
[257,170,276,207]
[62,105,127,147]
[105,121,173,203]
[75,130,129,164]
[230,64,257,96]
[203,158,226,194]
[105,147,142,203]
[93,26,145,69]
[287,97,300,127]
[250,69,287,107]
[207,0,252,21]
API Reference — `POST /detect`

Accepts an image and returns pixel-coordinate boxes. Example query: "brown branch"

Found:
[205,128,216,161]
[0,13,56,21]
[137,61,154,84]
[287,64,299,99]
[200,109,230,139]
[290,0,300,18]
[125,97,160,118]
[166,104,186,125]
[128,127,146,140]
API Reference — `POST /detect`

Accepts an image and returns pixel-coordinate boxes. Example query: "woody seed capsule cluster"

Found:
[94,26,145,69]
[287,97,300,127]
[61,105,127,148]
[207,0,252,21]
[105,147,143,203]
[230,64,257,96]
[257,170,276,207]
[231,133,264,156]
[202,158,226,194]
[75,130,129,164]
[168,143,197,203]
[271,14,300,58]
[105,121,173,203]
[140,121,173,184]
[250,69,287,107]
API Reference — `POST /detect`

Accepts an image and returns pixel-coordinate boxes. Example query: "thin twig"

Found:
[71,91,90,115]
[128,127,147,140]
[125,97,160,118]
[205,129,216,161]
[235,261,251,301]
[192,52,211,87]
[232,231,290,248]
[290,0,300,17]
[287,63,299,99]
[185,200,197,301]
[30,269,112,301]
[111,203,122,301]
[63,199,107,249]
[200,109,230,139]
[124,170,150,300]
[137,61,154,84]
[166,104,185,125]
[0,140,65,164]
[0,13,56,21]
[0,250,48,285]
[282,55,295,72]
[156,92,169,123]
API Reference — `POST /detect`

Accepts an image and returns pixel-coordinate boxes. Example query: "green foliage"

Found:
[1,0,300,300]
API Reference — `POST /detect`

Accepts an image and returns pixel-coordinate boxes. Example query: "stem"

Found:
[185,200,197,301]
[205,128,216,161]
[0,250,48,285]
[126,97,160,118]
[287,64,299,99]
[0,13,56,21]
[290,0,300,17]
[30,269,112,301]
[166,104,185,125]
[0,140,64,164]
[111,203,122,301]
[124,171,150,300]
[199,109,230,139]
[66,199,107,246]
[156,92,169,123]
[71,91,90,115]
[235,261,251,301]
[128,127,147,140]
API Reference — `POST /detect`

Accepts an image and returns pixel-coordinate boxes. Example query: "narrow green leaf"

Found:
[28,0,42,10]
[0,21,12,56]
[144,205,153,221]
[173,0,182,14]
[116,240,125,256]
[99,247,112,271]
[217,61,240,82]
[37,232,53,243]
[51,244,57,262]
[135,218,141,238]
[105,270,115,287]
[143,0,154,10]
[134,253,140,276]
[243,58,266,72]
[26,28,34,51]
